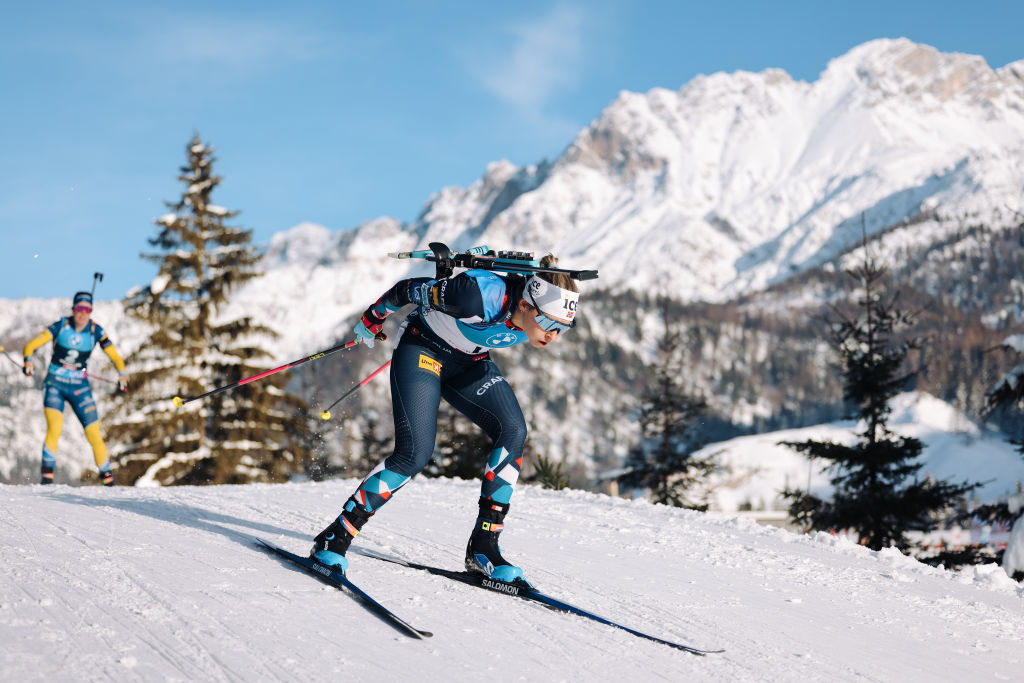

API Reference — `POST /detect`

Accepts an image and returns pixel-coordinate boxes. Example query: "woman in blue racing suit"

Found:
[311,255,580,582]
[22,291,128,485]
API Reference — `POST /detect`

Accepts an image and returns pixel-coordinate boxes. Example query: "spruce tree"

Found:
[984,335,1024,454]
[979,335,1024,577]
[781,238,978,551]
[107,134,310,485]
[619,297,714,509]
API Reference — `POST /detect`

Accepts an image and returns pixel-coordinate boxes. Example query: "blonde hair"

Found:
[537,254,578,293]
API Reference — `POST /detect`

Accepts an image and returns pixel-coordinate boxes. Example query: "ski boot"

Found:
[310,497,373,573]
[41,464,54,485]
[465,498,524,582]
[100,468,115,487]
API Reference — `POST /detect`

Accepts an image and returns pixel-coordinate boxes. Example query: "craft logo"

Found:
[476,376,505,396]
[418,354,442,376]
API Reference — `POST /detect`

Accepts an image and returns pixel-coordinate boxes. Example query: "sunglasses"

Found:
[534,312,574,333]
[74,305,92,313]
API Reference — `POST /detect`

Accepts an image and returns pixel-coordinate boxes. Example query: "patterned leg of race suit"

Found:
[42,379,113,486]
[312,333,527,574]
[435,342,528,582]
[41,407,62,484]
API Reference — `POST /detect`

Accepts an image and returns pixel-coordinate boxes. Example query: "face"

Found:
[512,300,570,348]
[72,304,92,328]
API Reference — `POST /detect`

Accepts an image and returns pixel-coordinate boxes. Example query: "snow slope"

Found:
[2,478,1022,682]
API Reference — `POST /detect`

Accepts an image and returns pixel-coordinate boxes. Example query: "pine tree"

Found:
[978,335,1024,578]
[106,134,310,485]
[983,335,1024,454]
[619,297,715,509]
[531,454,571,490]
[781,235,979,551]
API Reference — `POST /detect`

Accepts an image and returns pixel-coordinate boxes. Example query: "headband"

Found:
[525,275,579,322]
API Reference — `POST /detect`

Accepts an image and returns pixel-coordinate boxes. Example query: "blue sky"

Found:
[2,0,1021,300]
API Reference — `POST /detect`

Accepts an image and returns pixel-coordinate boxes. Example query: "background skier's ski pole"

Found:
[172,338,366,407]
[5,345,117,384]
[0,346,24,369]
[320,359,391,420]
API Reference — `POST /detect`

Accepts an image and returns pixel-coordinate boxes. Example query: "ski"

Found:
[353,547,720,655]
[254,538,432,640]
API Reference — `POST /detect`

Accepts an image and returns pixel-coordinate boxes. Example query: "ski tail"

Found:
[254,537,432,639]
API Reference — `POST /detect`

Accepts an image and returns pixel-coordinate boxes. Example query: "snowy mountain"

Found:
[253,38,1024,307]
[3,38,1024,493]
[2,479,1022,681]
[209,40,1024,352]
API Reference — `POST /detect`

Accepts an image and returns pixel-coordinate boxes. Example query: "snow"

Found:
[1,478,1022,681]
[149,273,170,296]
[1007,495,1024,576]
[1002,334,1024,354]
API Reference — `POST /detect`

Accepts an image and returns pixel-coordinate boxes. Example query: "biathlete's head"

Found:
[72,291,93,326]
[510,255,580,349]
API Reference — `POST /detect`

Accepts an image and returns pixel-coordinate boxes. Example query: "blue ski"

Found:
[254,538,432,639]
[353,547,720,655]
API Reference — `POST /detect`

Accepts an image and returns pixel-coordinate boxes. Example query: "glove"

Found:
[23,359,32,377]
[117,372,129,392]
[354,299,390,348]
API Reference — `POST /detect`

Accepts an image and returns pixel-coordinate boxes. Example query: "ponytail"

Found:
[537,254,578,293]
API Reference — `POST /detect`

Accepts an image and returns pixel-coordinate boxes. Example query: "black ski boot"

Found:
[41,464,54,485]
[465,498,524,582]
[310,497,373,573]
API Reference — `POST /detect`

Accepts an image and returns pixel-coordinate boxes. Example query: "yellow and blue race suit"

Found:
[22,317,126,480]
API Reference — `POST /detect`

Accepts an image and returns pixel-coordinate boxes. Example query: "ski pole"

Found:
[172,338,368,408]
[90,272,104,297]
[4,346,119,384]
[320,359,391,420]
[0,346,24,370]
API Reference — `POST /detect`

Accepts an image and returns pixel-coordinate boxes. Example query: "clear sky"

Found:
[2,0,1021,300]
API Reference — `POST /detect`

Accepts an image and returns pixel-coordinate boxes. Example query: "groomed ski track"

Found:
[2,477,1022,682]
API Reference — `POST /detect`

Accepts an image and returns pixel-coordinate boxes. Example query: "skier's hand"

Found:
[354,320,380,348]
[22,359,32,377]
[355,300,389,348]
[117,372,128,392]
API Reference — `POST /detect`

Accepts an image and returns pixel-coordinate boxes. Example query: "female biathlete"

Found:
[310,255,580,582]
[22,291,128,485]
